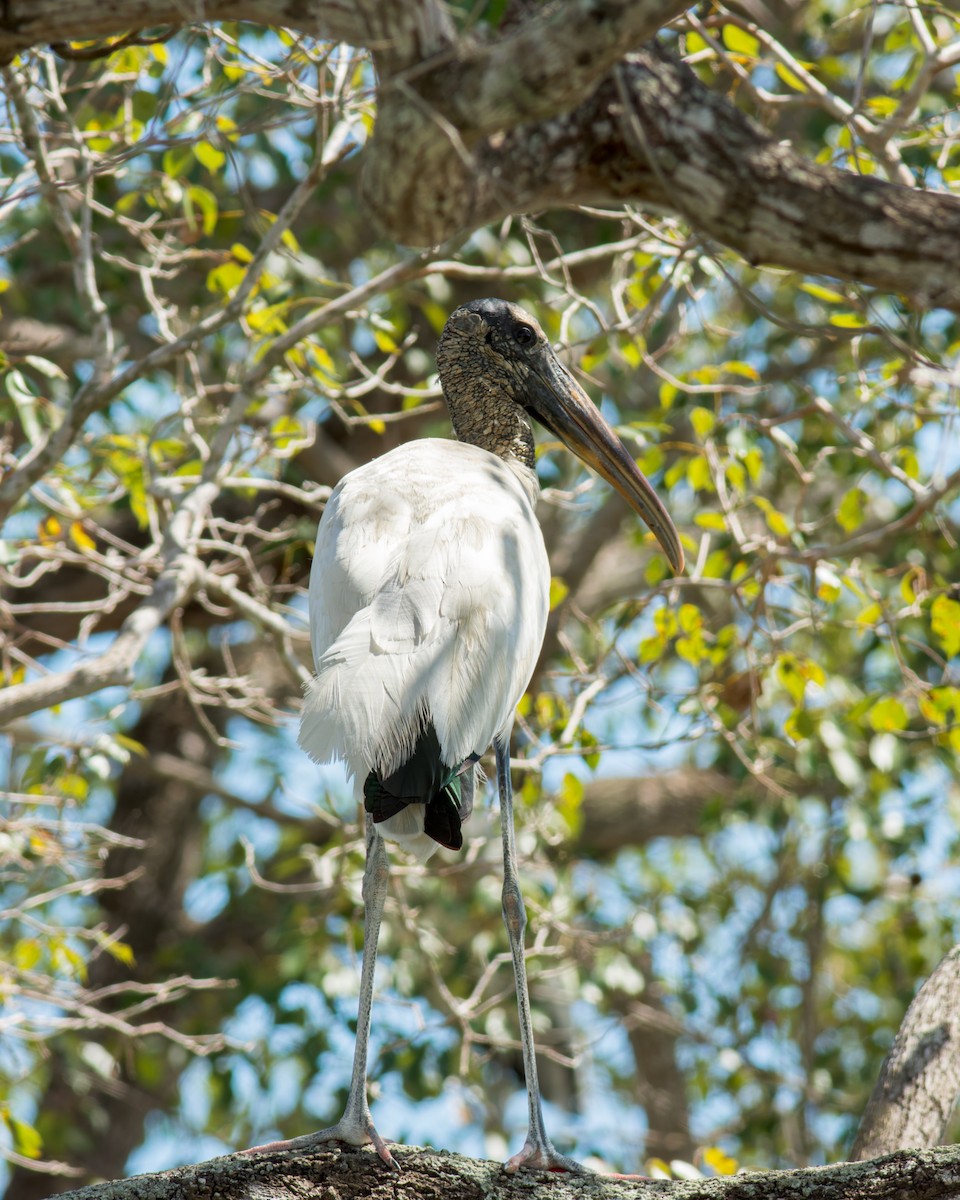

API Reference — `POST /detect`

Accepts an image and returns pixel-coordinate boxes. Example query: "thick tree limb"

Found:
[851,944,960,1161]
[567,768,735,860]
[409,0,692,136]
[5,2,960,311]
[0,1,371,60]
[455,48,960,311]
[52,1143,960,1200]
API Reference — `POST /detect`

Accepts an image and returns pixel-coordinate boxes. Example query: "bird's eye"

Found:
[513,324,536,346]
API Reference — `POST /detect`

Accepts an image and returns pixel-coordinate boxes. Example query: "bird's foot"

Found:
[243,1117,398,1170]
[504,1135,589,1174]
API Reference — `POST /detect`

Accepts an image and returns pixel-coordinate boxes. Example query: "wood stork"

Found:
[248,298,683,1172]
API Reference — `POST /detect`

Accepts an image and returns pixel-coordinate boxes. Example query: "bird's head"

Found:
[437,298,684,574]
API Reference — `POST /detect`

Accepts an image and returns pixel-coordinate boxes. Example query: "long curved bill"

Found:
[525,356,684,574]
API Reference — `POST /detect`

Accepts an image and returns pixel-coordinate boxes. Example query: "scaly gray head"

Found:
[437,298,684,573]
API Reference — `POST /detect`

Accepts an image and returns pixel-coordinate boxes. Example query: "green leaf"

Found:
[186,185,218,236]
[857,602,882,627]
[776,654,805,703]
[556,772,584,834]
[931,594,960,657]
[13,938,43,970]
[549,577,569,610]
[7,1116,42,1159]
[754,496,790,537]
[721,24,760,56]
[775,61,807,92]
[690,406,715,440]
[868,696,909,732]
[800,282,846,304]
[206,260,245,295]
[836,487,866,532]
[678,603,702,634]
[194,140,226,173]
[105,939,136,967]
[721,359,760,380]
[687,456,714,492]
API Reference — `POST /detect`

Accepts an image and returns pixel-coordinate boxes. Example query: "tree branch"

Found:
[4,4,960,310]
[851,944,960,1161]
[51,1143,960,1200]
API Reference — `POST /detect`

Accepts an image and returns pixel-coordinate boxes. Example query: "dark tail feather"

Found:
[363,725,475,852]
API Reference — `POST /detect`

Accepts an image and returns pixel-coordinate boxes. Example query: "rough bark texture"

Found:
[851,946,960,1162]
[50,1143,960,1200]
[3,0,960,311]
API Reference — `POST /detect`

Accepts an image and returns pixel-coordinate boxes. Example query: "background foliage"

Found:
[1,2,959,1194]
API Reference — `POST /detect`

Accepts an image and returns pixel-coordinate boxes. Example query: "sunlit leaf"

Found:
[868,696,909,732]
[836,487,866,532]
[549,577,569,610]
[721,25,760,56]
[703,1146,739,1176]
[931,594,960,657]
[690,406,715,440]
[775,61,807,92]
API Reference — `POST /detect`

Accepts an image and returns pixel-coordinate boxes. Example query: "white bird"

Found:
[248,298,683,1172]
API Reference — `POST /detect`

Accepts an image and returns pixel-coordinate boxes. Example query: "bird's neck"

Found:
[447,387,536,473]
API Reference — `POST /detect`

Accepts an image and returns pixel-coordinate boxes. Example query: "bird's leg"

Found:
[244,822,397,1169]
[494,731,586,1174]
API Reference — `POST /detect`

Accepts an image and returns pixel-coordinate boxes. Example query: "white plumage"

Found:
[299,439,548,859]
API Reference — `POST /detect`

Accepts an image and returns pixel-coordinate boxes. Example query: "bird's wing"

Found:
[299,441,549,780]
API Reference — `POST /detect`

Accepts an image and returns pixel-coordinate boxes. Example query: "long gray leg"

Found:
[494,728,585,1174]
[244,821,397,1168]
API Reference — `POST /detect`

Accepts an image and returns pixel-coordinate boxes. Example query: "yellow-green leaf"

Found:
[829,312,867,329]
[721,359,760,380]
[721,24,760,56]
[800,282,846,304]
[654,607,677,638]
[69,522,96,553]
[186,185,218,236]
[556,772,584,834]
[206,260,245,295]
[105,939,136,967]
[39,515,62,545]
[687,455,714,492]
[13,938,43,971]
[686,30,710,54]
[868,696,908,732]
[931,594,960,657]
[836,487,866,532]
[678,603,702,634]
[775,61,807,91]
[857,602,882,627]
[6,1116,42,1159]
[776,654,805,703]
[690,406,715,440]
[703,1146,738,1176]
[194,140,226,173]
[549,577,569,611]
